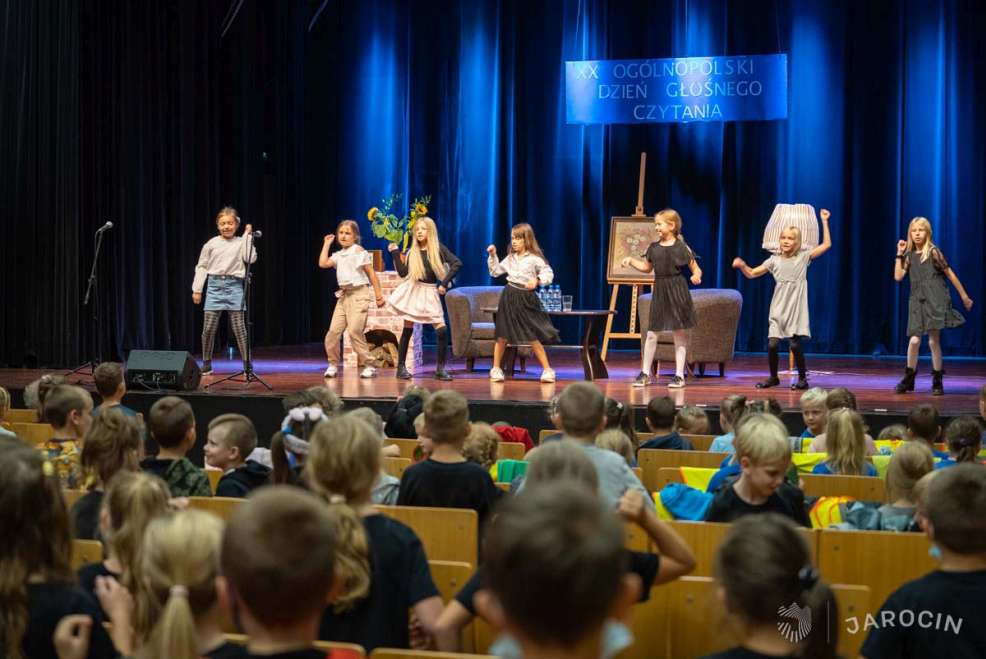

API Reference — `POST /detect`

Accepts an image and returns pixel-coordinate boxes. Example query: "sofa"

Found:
[446,286,527,371]
[637,288,743,376]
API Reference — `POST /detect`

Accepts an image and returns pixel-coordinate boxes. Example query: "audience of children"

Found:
[674,405,710,435]
[704,514,838,659]
[204,413,270,497]
[73,407,143,539]
[41,384,94,489]
[862,464,986,657]
[639,396,694,451]
[936,415,983,469]
[396,391,501,522]
[141,396,212,497]
[305,414,443,651]
[91,362,137,418]
[462,421,501,471]
[709,394,748,453]
[811,408,879,476]
[705,413,810,526]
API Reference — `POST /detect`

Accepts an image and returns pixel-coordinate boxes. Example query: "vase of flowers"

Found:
[367,194,432,253]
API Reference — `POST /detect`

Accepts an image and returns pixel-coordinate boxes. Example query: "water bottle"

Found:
[551,285,561,311]
[538,284,548,310]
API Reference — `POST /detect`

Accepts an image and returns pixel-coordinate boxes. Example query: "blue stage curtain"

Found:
[2,0,983,366]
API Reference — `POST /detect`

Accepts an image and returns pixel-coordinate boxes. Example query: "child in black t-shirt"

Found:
[220,487,339,659]
[396,390,501,522]
[73,407,143,540]
[433,440,696,651]
[700,514,838,659]
[861,464,986,658]
[205,413,270,497]
[305,414,443,651]
[705,413,809,526]
[0,443,124,659]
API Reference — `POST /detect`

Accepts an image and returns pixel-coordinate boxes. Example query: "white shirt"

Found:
[488,252,554,287]
[333,245,372,288]
[192,235,257,293]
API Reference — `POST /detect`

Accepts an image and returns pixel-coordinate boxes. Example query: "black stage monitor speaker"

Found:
[125,350,201,391]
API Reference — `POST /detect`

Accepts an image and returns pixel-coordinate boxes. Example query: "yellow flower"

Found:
[367,207,379,221]
[415,203,428,215]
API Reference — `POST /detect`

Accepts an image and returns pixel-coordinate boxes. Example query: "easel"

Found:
[601,153,652,361]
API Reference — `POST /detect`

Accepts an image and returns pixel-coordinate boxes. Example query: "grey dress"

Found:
[762,251,811,339]
[904,248,964,336]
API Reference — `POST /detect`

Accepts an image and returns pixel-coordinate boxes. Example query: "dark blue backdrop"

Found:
[2,0,983,366]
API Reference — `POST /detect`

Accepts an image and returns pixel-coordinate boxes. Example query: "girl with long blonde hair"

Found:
[893,217,973,395]
[487,222,560,382]
[305,414,444,650]
[388,216,462,381]
[622,209,703,388]
[811,408,877,476]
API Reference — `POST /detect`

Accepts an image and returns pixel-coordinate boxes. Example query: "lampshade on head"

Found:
[762,203,819,254]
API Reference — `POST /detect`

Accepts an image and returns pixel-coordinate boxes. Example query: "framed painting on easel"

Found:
[607,216,655,284]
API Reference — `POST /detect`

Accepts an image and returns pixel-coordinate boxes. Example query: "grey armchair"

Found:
[446,286,527,371]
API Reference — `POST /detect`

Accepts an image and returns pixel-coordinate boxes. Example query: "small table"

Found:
[481,307,616,380]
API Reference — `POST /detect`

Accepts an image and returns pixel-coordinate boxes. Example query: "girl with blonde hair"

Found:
[305,414,443,651]
[733,208,832,390]
[811,408,877,476]
[622,209,703,388]
[487,222,560,382]
[893,216,973,395]
[388,217,462,381]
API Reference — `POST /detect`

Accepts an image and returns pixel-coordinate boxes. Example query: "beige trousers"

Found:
[324,286,375,366]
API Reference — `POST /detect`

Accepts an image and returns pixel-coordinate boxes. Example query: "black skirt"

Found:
[494,284,560,344]
[648,274,696,331]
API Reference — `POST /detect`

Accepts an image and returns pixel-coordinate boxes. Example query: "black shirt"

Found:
[77,562,119,620]
[71,489,104,540]
[392,244,462,288]
[454,550,661,615]
[704,482,810,527]
[396,459,501,524]
[206,641,249,658]
[861,570,986,658]
[216,460,272,497]
[318,514,439,651]
[24,582,116,659]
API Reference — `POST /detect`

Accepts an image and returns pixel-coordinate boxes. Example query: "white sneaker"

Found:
[540,368,556,383]
[323,364,337,378]
[490,367,505,382]
[360,366,377,379]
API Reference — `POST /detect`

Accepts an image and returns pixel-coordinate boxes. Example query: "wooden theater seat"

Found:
[374,505,478,566]
[667,521,816,578]
[385,438,420,460]
[496,442,525,461]
[682,433,714,451]
[71,539,103,570]
[638,450,725,491]
[370,650,493,659]
[10,422,54,445]
[187,496,242,520]
[7,408,40,423]
[800,474,886,501]
[205,468,222,493]
[226,634,366,656]
[383,457,412,479]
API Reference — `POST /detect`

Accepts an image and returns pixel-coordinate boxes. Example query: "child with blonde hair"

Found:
[487,223,560,383]
[623,209,702,388]
[595,429,636,467]
[305,415,443,651]
[0,385,16,439]
[812,408,878,476]
[675,405,709,435]
[130,510,235,659]
[799,386,828,439]
[705,413,809,526]
[319,219,386,379]
[879,441,934,531]
[192,206,256,375]
[733,208,832,390]
[388,216,462,380]
[77,472,171,622]
[893,216,973,395]
[73,407,143,539]
[709,394,747,453]
[463,422,501,471]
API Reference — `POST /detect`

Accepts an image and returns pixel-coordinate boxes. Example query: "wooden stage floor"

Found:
[2,344,982,416]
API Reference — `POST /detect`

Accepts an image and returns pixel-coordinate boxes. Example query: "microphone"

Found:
[251,230,263,238]
[96,221,114,233]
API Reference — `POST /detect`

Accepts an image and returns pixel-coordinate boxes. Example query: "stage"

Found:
[2,345,982,450]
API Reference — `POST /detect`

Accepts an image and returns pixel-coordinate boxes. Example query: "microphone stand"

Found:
[206,230,271,390]
[68,225,110,378]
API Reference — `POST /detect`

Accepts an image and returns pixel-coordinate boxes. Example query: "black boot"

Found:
[396,326,413,379]
[791,338,808,389]
[895,367,916,393]
[932,370,944,396]
[434,327,452,381]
